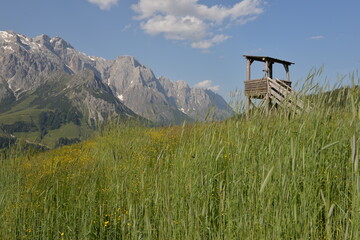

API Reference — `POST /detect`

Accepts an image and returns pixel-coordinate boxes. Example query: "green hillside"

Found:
[1,85,359,239]
[0,93,92,148]
[0,71,134,148]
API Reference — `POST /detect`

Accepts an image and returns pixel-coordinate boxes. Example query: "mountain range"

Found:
[0,30,234,148]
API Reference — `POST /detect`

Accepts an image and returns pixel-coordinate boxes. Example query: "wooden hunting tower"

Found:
[244,55,304,117]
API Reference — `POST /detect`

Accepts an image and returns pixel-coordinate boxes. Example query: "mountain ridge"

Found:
[0,30,234,147]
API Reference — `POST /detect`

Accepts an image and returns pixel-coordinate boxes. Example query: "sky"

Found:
[1,0,360,100]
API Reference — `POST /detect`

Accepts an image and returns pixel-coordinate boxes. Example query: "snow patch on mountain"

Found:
[0,31,13,42]
[117,94,124,101]
[2,46,14,52]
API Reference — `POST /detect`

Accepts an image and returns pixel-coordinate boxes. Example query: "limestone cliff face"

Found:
[105,56,189,124]
[0,76,16,112]
[159,76,234,121]
[0,30,233,125]
[0,31,67,96]
[62,70,135,125]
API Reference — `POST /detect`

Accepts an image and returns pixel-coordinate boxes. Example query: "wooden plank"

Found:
[269,81,288,96]
[245,83,266,86]
[247,60,251,81]
[243,55,295,66]
[271,95,301,115]
[245,84,267,92]
[245,85,267,88]
[245,93,267,97]
[245,94,267,97]
[244,78,267,82]
[245,86,268,90]
[245,80,267,83]
[245,83,267,86]
[269,79,305,109]
[275,78,294,93]
[271,79,305,109]
[245,81,266,84]
[245,87,268,90]
[246,96,250,119]
[245,80,267,85]
[245,89,268,93]
[278,80,292,87]
[270,89,302,114]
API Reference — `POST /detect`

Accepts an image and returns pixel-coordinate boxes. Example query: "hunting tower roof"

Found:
[243,55,294,65]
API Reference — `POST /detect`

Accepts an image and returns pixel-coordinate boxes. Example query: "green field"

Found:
[0,72,102,148]
[0,81,359,239]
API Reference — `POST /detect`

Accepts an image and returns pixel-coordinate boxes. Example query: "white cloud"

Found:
[209,86,220,91]
[141,15,208,41]
[309,35,325,40]
[132,0,264,49]
[236,15,259,25]
[191,34,230,49]
[88,0,118,10]
[194,80,220,91]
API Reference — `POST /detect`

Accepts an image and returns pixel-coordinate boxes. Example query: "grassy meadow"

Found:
[1,77,360,239]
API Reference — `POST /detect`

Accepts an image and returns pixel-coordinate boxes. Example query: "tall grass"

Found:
[0,74,359,239]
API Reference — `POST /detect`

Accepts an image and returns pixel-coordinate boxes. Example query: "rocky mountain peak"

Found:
[116,55,142,68]
[34,34,51,42]
[0,30,21,40]
[0,30,46,53]
[50,36,74,50]
[0,30,14,41]
[33,34,53,50]
[0,30,234,127]
[177,80,189,89]
[1,31,26,47]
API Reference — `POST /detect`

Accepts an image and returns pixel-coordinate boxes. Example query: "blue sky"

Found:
[1,0,359,99]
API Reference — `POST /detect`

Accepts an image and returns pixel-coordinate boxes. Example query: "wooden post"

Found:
[269,62,273,79]
[265,60,269,79]
[247,59,251,81]
[246,96,251,119]
[265,60,271,115]
[265,94,272,116]
[246,58,252,119]
[284,64,290,81]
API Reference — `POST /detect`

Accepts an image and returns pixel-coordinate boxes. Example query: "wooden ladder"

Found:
[267,77,308,114]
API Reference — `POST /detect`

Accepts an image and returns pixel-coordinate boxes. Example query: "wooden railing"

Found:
[245,78,291,97]
[244,78,267,97]
[268,77,308,114]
